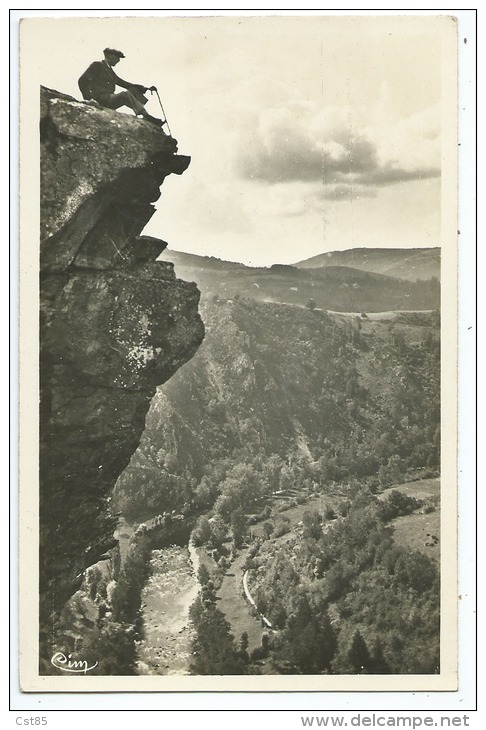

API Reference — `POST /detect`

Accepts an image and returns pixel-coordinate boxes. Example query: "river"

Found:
[136,544,199,675]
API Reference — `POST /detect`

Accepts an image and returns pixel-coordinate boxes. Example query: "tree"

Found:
[370,638,390,674]
[197,563,211,586]
[380,490,422,522]
[195,476,217,509]
[283,598,337,673]
[240,631,249,653]
[306,298,317,311]
[81,620,137,675]
[210,514,228,548]
[378,454,402,486]
[110,534,151,624]
[302,509,322,540]
[238,631,250,664]
[262,522,274,539]
[347,630,373,674]
[230,507,247,549]
[189,596,247,675]
[191,516,212,546]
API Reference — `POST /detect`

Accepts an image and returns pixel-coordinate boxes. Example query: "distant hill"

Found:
[159,250,246,272]
[295,247,440,282]
[158,248,440,313]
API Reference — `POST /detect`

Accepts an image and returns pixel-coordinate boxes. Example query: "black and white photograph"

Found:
[18,12,461,693]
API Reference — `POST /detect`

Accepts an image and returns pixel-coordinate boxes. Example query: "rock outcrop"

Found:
[39,87,204,643]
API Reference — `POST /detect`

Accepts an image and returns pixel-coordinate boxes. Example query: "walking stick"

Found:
[150,87,172,137]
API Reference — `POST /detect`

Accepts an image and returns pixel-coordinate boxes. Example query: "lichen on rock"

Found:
[39,86,204,653]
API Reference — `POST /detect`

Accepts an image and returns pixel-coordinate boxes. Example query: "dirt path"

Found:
[137,546,199,675]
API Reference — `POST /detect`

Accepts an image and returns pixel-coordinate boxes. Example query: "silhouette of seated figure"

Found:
[78,48,165,127]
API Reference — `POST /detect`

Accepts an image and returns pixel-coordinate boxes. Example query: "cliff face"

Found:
[39,87,204,637]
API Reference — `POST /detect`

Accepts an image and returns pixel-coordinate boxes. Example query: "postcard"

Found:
[18,13,459,693]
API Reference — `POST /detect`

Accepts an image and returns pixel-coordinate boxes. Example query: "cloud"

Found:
[320,184,377,201]
[236,99,441,196]
[358,165,440,186]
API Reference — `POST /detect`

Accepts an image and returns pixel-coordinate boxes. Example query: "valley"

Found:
[54,246,441,677]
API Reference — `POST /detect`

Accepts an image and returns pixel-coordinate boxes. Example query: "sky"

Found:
[25,13,456,267]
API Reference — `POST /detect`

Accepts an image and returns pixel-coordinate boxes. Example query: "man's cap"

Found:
[103,48,125,58]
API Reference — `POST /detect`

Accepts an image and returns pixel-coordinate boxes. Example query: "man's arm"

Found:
[112,71,146,92]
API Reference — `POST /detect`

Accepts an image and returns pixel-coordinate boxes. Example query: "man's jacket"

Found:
[78,61,138,102]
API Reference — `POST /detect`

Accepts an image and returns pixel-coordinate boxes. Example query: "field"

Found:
[217,551,264,652]
[379,478,440,563]
[379,477,440,501]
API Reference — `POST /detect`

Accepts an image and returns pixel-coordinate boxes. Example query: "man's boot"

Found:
[144,113,166,127]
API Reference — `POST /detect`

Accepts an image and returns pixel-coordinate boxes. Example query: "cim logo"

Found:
[51,652,98,674]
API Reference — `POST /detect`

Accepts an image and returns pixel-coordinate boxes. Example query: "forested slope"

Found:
[114,299,440,522]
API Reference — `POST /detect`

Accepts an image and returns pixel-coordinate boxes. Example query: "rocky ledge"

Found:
[39,87,204,641]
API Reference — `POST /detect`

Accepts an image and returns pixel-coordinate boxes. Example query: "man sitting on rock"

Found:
[78,48,166,128]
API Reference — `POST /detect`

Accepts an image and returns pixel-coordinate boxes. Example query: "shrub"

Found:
[262,522,274,539]
[323,505,337,521]
[274,521,290,538]
[380,490,423,521]
[250,644,268,661]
